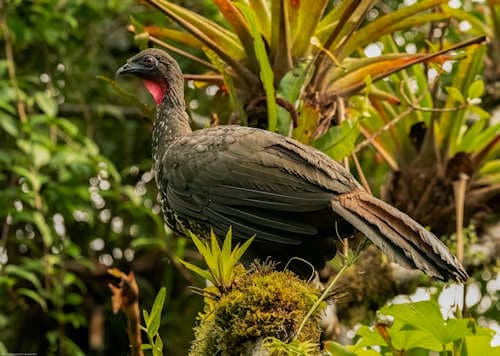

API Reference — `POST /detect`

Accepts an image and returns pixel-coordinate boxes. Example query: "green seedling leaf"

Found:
[468,79,485,99]
[147,287,166,339]
[445,86,465,104]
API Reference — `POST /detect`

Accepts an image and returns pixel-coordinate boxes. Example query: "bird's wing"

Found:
[159,126,359,244]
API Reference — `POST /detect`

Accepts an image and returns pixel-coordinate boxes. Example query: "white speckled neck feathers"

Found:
[152,65,191,168]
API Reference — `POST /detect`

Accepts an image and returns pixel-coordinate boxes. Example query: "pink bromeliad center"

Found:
[143,80,168,105]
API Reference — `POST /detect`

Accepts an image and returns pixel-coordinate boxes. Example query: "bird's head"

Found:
[116,48,183,105]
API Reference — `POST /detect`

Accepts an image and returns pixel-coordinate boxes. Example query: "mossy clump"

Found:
[190,267,324,355]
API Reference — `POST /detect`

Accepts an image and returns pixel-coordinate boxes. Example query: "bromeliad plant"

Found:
[131,0,484,138]
[352,41,500,235]
[178,228,254,294]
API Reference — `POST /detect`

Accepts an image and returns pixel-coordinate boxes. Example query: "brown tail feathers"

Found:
[331,190,468,282]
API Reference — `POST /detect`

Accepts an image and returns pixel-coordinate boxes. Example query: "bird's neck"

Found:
[152,76,192,166]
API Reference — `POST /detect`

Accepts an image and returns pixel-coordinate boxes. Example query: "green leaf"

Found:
[232,235,255,263]
[32,212,53,246]
[380,301,471,345]
[147,287,166,339]
[0,112,19,136]
[18,288,47,312]
[221,226,233,261]
[4,265,42,291]
[34,92,58,117]
[178,259,212,281]
[355,325,388,348]
[152,334,164,356]
[468,80,485,99]
[323,340,357,356]
[445,86,465,104]
[469,105,490,119]
[312,119,360,160]
[463,335,498,355]
[32,144,51,168]
[235,1,277,132]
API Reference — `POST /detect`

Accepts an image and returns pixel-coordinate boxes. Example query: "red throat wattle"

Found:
[143,80,168,105]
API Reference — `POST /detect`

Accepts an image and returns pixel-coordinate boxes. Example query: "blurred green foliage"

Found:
[0,0,499,355]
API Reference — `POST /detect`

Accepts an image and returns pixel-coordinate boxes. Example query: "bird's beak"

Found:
[115,62,148,79]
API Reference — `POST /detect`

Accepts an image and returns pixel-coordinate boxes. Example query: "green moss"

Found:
[190,267,324,355]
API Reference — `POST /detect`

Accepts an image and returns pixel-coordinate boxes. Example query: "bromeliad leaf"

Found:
[235,1,278,132]
[180,229,253,294]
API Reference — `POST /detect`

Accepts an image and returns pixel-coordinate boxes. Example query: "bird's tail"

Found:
[331,190,468,282]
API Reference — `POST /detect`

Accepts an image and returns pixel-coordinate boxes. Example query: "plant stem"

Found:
[294,263,350,339]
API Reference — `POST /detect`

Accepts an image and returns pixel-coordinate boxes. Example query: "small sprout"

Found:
[179,228,254,294]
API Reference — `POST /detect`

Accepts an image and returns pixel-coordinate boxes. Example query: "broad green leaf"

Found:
[323,340,357,356]
[354,325,388,350]
[468,80,485,99]
[391,329,442,351]
[18,288,47,311]
[147,287,166,339]
[312,119,360,161]
[463,335,499,355]
[34,92,57,117]
[380,301,471,345]
[277,61,313,136]
[236,1,277,132]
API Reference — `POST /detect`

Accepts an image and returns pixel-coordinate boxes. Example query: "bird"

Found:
[116,48,467,282]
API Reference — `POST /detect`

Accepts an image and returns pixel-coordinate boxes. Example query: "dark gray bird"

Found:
[117,48,467,282]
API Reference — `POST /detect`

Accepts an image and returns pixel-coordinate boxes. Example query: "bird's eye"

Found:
[143,56,155,66]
